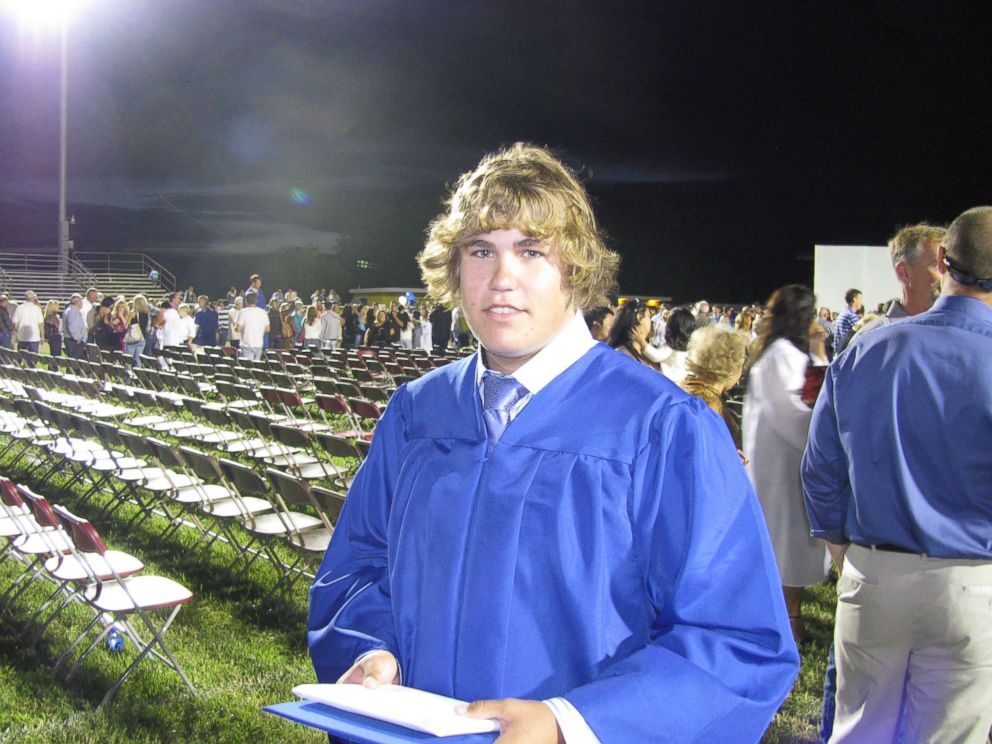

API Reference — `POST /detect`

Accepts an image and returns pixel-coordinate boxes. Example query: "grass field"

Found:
[0,449,835,744]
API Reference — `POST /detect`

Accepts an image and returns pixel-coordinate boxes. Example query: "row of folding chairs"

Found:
[2,342,404,421]
[1,362,374,472]
[0,393,348,599]
[0,476,196,707]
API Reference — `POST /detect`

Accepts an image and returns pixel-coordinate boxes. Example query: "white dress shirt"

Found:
[160,307,185,347]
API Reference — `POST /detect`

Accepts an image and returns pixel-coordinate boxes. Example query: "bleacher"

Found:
[0,251,173,304]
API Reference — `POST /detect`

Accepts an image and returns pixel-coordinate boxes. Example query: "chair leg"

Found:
[64,622,114,682]
[0,558,45,616]
[20,579,72,636]
[29,591,86,650]
[52,612,104,675]
[98,606,196,707]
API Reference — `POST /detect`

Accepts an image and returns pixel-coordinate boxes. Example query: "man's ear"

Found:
[894,260,910,286]
[936,245,948,276]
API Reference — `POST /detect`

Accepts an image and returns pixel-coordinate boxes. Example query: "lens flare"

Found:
[290,187,311,206]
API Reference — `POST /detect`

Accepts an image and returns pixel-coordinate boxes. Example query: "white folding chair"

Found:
[51,504,196,707]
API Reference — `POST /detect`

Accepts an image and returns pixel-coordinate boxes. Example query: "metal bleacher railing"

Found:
[67,255,97,288]
[0,251,174,302]
[73,252,176,293]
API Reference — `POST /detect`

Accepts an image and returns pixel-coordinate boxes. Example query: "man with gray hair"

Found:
[856,223,946,337]
[63,294,87,359]
[802,206,992,743]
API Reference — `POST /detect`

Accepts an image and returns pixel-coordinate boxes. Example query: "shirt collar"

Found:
[475,309,595,396]
[930,294,992,321]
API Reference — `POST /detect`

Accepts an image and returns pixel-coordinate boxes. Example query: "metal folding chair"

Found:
[51,504,196,707]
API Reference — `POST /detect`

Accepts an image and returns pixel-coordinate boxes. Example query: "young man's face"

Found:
[459,227,573,375]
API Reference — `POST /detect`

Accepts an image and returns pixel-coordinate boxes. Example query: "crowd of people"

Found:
[0,277,470,369]
[1,145,989,743]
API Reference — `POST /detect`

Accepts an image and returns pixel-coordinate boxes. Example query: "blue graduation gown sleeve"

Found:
[564,399,800,742]
[307,387,409,683]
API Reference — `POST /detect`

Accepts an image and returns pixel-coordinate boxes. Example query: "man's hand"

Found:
[336,650,400,688]
[827,542,849,573]
[461,698,564,744]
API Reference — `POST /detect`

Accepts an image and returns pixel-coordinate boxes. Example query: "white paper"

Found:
[292,683,500,738]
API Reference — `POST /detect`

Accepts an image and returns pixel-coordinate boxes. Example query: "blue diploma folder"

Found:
[264,701,499,743]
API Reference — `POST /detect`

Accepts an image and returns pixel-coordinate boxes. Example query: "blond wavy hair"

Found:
[686,324,749,389]
[417,143,619,310]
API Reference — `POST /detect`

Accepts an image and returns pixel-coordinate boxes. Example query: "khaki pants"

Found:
[831,545,992,744]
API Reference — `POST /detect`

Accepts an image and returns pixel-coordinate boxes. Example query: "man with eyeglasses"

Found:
[802,206,992,743]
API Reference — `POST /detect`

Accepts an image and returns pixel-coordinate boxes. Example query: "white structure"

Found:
[813,244,902,313]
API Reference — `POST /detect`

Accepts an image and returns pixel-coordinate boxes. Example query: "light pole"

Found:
[3,0,82,272]
[58,12,69,273]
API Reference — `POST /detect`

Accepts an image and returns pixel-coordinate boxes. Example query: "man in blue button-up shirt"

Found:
[62,293,87,359]
[802,206,992,743]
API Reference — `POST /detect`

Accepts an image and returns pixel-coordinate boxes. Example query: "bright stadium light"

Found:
[1,0,88,272]
[1,0,84,30]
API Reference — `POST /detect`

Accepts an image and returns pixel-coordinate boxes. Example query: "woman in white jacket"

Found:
[657,306,699,384]
[743,284,829,643]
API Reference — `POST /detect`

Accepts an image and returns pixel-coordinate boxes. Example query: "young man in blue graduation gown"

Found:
[308,144,799,743]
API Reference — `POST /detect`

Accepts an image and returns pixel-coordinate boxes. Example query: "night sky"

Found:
[2,1,990,303]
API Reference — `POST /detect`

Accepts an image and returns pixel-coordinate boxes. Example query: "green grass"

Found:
[0,450,833,743]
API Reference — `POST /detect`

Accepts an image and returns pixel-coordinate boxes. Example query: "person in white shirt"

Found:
[657,307,699,384]
[227,296,243,349]
[650,307,666,347]
[179,304,196,346]
[414,308,433,354]
[743,284,829,644]
[303,305,322,349]
[159,293,185,349]
[13,290,44,354]
[236,291,269,360]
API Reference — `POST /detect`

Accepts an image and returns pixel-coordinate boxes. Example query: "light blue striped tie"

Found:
[482,372,527,453]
